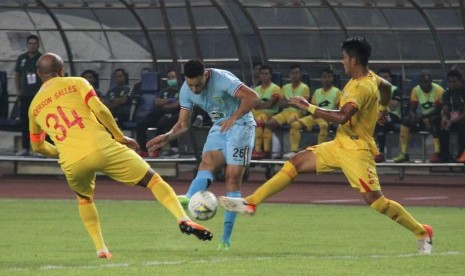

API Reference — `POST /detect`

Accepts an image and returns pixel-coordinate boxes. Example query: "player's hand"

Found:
[219,117,236,132]
[146,134,169,152]
[289,96,310,111]
[120,136,139,151]
[377,111,388,125]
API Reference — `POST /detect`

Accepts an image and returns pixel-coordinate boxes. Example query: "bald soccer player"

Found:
[28,53,212,259]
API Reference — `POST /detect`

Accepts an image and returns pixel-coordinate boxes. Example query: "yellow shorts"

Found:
[299,116,328,130]
[272,110,303,125]
[61,142,150,198]
[252,110,273,123]
[307,140,381,193]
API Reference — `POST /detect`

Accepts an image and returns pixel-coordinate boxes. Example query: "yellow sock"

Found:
[317,124,328,144]
[246,161,298,205]
[255,126,263,152]
[433,138,440,154]
[370,196,425,237]
[289,121,301,152]
[78,198,106,251]
[147,173,187,220]
[399,125,410,154]
[263,128,273,152]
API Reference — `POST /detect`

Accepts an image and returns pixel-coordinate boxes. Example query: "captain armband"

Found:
[30,131,46,142]
[307,104,317,114]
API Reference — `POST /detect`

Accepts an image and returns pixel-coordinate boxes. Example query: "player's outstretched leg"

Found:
[178,220,213,241]
[77,196,112,259]
[146,173,213,241]
[219,161,298,216]
[218,196,256,217]
[370,196,433,254]
[178,170,214,209]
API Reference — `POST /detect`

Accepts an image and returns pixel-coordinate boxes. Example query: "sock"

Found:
[255,124,264,152]
[433,138,440,154]
[370,196,426,238]
[317,123,328,144]
[263,128,272,152]
[147,173,187,220]
[221,191,241,245]
[399,125,410,154]
[289,121,301,152]
[78,198,106,251]
[186,170,213,198]
[246,161,298,205]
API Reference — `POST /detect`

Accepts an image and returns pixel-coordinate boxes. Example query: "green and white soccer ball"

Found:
[188,191,218,221]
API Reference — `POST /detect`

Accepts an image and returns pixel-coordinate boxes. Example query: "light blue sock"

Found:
[221,191,241,245]
[186,170,213,198]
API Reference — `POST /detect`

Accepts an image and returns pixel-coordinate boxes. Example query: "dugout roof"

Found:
[0,0,464,91]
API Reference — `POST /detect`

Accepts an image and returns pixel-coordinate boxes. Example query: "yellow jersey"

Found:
[29,77,121,165]
[334,70,380,154]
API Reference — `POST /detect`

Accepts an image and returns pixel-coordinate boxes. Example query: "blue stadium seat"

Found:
[122,72,159,132]
[272,72,282,86]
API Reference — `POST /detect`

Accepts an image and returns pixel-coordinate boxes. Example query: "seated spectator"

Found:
[80,69,102,98]
[439,69,465,162]
[250,62,262,88]
[373,68,402,163]
[136,70,180,157]
[251,65,282,159]
[284,68,342,159]
[393,72,444,163]
[131,67,152,98]
[102,68,132,126]
[263,64,310,159]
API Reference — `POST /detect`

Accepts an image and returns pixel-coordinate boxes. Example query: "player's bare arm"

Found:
[289,96,357,124]
[219,85,259,132]
[146,108,191,151]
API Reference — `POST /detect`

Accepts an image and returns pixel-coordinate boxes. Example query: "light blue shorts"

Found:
[203,123,255,166]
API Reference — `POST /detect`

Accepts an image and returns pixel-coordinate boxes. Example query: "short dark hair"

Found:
[27,34,39,44]
[447,69,463,80]
[81,69,98,78]
[184,59,205,78]
[290,64,301,71]
[341,37,371,67]
[377,68,392,77]
[260,64,273,74]
[321,67,333,75]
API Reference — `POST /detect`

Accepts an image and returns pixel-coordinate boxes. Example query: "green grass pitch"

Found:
[0,199,464,275]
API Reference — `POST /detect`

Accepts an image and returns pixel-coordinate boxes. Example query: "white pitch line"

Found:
[8,251,462,272]
[312,199,362,203]
[403,196,449,201]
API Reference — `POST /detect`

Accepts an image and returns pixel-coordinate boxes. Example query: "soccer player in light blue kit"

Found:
[147,59,258,250]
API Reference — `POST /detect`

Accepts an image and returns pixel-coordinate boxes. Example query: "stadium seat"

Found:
[121,72,159,132]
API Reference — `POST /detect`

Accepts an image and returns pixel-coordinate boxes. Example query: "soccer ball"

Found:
[188,191,218,221]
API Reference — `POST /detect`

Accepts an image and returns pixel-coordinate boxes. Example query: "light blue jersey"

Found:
[179,68,256,126]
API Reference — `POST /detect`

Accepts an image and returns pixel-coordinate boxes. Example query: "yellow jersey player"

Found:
[251,65,282,159]
[264,64,310,159]
[28,53,212,259]
[393,73,444,163]
[284,68,341,159]
[219,37,434,255]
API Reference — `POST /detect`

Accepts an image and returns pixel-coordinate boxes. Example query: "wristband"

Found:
[307,104,317,114]
[378,105,388,112]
